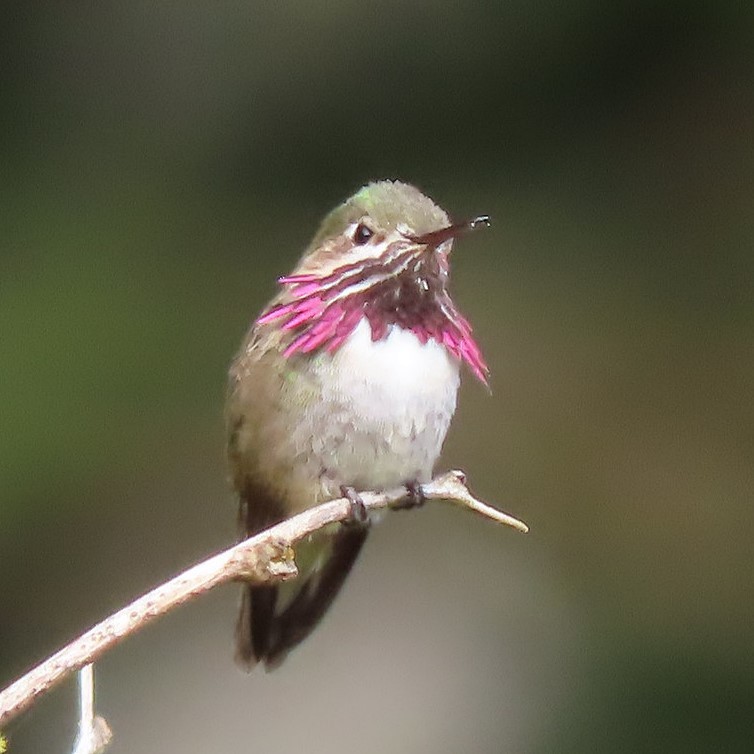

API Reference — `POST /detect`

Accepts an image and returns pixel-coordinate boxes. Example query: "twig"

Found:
[0,471,527,728]
[70,665,111,754]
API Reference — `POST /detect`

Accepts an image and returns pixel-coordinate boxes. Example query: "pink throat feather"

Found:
[257,270,489,384]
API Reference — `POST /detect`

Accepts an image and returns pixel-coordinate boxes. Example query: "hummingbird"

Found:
[227,180,490,670]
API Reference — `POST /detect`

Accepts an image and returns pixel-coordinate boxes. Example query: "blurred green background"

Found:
[2,2,753,752]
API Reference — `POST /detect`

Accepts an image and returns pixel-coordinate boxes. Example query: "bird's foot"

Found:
[340,486,369,527]
[391,482,426,511]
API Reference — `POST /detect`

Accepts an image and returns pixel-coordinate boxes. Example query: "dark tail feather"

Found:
[265,524,369,669]
[235,583,277,669]
[234,486,369,670]
[234,488,284,671]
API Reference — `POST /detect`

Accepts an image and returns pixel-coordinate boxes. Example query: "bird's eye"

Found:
[353,223,374,245]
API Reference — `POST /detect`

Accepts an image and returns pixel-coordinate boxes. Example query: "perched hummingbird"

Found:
[227,180,489,669]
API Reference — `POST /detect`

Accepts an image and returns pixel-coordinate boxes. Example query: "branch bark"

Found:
[0,470,527,729]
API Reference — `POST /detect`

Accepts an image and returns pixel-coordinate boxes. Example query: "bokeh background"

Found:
[2,2,753,752]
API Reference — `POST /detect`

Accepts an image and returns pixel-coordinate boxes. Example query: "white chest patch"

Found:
[328,318,460,404]
[295,318,461,497]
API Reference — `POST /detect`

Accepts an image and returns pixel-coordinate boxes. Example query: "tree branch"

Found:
[0,470,527,729]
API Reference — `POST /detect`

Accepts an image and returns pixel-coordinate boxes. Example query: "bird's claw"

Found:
[340,486,369,527]
[391,482,426,511]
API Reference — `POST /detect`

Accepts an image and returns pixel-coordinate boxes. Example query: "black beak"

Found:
[411,215,491,247]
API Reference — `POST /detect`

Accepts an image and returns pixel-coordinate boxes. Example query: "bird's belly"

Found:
[287,319,460,507]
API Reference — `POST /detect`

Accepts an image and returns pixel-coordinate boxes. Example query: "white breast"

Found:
[328,318,460,413]
[299,318,461,499]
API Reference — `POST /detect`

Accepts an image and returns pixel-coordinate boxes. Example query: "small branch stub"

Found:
[0,471,527,731]
[427,471,529,533]
[231,539,298,583]
[71,665,111,754]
